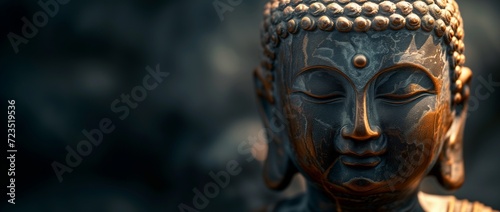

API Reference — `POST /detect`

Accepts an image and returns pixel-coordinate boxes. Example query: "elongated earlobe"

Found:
[254,69,297,190]
[432,67,472,190]
[432,115,465,190]
[263,136,297,190]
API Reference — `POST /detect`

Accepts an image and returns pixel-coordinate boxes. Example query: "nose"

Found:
[342,93,381,141]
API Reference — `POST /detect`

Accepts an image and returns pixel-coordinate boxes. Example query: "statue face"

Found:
[275,30,455,198]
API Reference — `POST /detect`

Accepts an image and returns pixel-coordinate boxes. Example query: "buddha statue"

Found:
[253,0,497,211]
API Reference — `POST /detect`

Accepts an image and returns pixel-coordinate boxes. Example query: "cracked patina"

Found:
[254,0,496,211]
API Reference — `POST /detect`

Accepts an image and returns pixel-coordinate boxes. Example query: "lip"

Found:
[340,155,381,167]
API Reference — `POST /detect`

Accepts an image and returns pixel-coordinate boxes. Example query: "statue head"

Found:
[254,0,472,209]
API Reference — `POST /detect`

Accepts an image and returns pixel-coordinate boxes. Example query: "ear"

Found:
[254,68,297,190]
[432,67,472,190]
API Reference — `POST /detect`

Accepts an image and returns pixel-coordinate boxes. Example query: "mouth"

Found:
[340,155,381,168]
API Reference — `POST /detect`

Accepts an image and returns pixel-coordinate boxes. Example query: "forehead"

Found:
[279,30,449,89]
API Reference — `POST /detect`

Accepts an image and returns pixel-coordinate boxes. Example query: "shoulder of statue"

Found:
[419,192,497,212]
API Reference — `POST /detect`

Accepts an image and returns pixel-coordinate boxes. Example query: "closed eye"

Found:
[377,90,436,104]
[292,67,349,104]
[292,91,345,104]
[374,65,436,105]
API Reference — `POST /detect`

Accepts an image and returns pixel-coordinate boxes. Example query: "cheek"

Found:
[284,95,346,179]
[377,93,453,182]
[406,93,453,171]
[406,100,452,183]
[284,95,321,176]
[377,97,437,172]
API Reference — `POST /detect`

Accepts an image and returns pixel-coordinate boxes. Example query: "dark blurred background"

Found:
[0,0,498,211]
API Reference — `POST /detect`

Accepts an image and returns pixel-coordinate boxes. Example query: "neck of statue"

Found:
[300,184,424,212]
